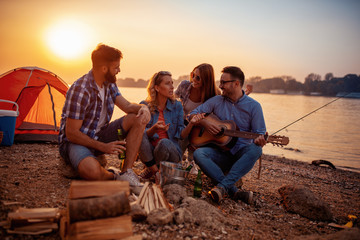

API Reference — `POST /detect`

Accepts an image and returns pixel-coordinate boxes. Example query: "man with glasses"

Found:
[190,66,267,204]
[59,44,150,194]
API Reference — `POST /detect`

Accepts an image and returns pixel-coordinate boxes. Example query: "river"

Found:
[112,87,360,172]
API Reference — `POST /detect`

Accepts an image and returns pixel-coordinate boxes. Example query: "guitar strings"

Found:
[270,92,351,136]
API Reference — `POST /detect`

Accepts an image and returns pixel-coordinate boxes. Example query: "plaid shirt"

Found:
[175,80,192,107]
[58,70,121,144]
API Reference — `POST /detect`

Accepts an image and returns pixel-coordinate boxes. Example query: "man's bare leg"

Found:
[77,156,114,180]
[121,114,147,172]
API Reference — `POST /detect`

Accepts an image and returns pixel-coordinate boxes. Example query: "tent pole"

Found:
[47,83,57,131]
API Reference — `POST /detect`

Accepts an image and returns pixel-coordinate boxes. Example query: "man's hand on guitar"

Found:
[202,119,221,136]
[254,134,267,147]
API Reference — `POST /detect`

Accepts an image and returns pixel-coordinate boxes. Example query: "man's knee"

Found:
[77,157,104,180]
[193,148,207,164]
[123,113,147,130]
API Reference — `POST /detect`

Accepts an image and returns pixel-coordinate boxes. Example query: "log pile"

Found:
[136,182,171,214]
[2,207,60,235]
[62,180,139,240]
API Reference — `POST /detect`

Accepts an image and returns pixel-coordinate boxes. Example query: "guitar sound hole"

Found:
[215,126,226,138]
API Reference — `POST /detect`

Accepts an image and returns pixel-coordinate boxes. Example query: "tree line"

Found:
[117,73,360,96]
[244,73,360,96]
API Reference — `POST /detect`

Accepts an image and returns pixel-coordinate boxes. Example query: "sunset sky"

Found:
[1,0,359,84]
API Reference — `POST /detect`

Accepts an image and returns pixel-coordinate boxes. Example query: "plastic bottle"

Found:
[193,169,202,198]
[117,129,126,170]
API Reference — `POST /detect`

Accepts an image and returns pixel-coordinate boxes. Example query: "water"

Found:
[112,87,360,172]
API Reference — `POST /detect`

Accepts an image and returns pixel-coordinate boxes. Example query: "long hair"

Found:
[146,71,174,113]
[192,63,220,102]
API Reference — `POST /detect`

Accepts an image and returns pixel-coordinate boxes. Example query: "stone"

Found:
[147,207,173,225]
[173,208,193,224]
[278,185,333,221]
[130,203,147,222]
[162,184,188,206]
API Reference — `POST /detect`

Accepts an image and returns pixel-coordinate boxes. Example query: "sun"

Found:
[46,20,91,59]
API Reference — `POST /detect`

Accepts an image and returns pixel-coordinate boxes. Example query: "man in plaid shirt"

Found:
[59,44,150,193]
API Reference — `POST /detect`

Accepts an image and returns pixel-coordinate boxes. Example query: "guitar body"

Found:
[189,115,238,150]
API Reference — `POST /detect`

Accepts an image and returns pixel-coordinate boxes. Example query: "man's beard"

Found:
[105,70,116,83]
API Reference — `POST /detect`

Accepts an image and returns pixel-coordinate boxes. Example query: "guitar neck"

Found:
[223,129,260,140]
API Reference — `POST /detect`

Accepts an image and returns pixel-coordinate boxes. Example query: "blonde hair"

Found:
[146,71,174,113]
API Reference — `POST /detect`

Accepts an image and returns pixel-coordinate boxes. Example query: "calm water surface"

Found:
[112,87,360,172]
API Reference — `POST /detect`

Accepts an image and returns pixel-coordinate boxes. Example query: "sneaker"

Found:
[209,186,227,203]
[139,167,154,180]
[115,169,144,195]
[107,166,121,175]
[233,190,254,205]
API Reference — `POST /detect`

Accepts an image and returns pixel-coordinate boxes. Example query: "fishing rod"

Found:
[271,92,352,136]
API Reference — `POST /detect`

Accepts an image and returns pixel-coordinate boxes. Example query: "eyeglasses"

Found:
[191,72,201,81]
[219,80,237,85]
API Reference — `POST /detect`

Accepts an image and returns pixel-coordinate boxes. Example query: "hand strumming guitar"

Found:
[200,116,222,136]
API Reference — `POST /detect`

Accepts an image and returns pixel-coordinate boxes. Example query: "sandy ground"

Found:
[0,143,359,239]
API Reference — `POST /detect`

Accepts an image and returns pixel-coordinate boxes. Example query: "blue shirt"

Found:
[59,70,121,144]
[190,92,266,154]
[140,99,184,155]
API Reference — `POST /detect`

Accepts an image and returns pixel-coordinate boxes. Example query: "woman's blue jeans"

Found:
[193,143,262,196]
[139,133,181,167]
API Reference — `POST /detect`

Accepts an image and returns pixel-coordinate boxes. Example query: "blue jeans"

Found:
[59,117,126,170]
[139,133,181,167]
[193,143,262,196]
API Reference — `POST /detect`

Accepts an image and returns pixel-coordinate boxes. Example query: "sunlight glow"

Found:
[45,20,91,59]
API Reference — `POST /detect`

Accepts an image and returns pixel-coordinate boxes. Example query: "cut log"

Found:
[68,215,133,240]
[68,181,130,199]
[8,208,60,220]
[7,229,53,235]
[13,222,58,231]
[68,191,130,223]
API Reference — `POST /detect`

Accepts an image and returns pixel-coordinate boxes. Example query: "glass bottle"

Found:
[185,163,193,172]
[117,129,126,170]
[193,169,202,198]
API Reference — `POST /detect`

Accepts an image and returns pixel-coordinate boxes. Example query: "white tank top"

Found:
[183,98,202,116]
[96,84,107,133]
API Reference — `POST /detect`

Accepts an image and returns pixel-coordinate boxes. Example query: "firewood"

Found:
[137,182,149,205]
[68,191,130,223]
[148,185,155,212]
[7,229,53,235]
[12,222,58,231]
[154,185,169,209]
[8,207,60,220]
[139,185,149,207]
[153,186,159,209]
[68,181,130,199]
[68,215,133,240]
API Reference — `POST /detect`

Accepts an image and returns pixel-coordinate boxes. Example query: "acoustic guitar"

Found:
[189,114,289,150]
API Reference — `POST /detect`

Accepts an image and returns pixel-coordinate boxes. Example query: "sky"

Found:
[0,0,359,84]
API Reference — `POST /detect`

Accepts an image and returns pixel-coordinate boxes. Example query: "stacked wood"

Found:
[63,180,136,240]
[137,182,170,214]
[5,207,60,235]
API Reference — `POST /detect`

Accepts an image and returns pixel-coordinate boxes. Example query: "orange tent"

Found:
[0,67,68,142]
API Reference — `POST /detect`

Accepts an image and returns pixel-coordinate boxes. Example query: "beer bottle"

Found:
[193,169,202,198]
[117,129,126,170]
[185,163,193,172]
